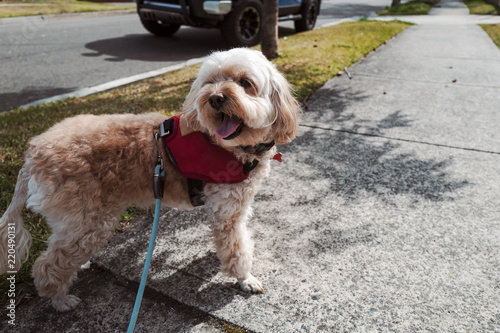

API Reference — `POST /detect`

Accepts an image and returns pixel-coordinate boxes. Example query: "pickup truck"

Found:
[136,0,321,46]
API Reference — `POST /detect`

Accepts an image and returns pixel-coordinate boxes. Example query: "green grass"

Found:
[481,23,500,48]
[464,0,499,15]
[0,20,411,308]
[0,1,135,18]
[378,0,440,15]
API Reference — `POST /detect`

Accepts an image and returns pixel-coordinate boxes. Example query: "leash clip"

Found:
[153,158,165,199]
[153,131,165,199]
[154,132,164,171]
[157,155,164,172]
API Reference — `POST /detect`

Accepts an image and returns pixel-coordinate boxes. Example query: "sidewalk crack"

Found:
[353,72,500,89]
[300,123,500,155]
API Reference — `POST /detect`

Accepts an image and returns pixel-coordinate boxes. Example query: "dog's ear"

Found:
[182,78,203,132]
[270,72,300,145]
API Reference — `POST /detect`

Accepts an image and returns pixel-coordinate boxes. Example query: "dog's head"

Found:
[183,48,300,149]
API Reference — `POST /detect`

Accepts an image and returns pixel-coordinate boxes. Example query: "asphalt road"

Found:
[0,0,391,112]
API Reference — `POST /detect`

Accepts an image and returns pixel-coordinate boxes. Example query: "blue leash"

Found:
[127,161,164,333]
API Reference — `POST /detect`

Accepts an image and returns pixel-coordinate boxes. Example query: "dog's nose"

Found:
[209,93,225,110]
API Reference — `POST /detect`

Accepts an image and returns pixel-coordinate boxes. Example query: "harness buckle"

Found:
[160,119,174,138]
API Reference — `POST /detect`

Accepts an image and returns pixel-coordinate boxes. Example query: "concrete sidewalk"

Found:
[3,0,500,332]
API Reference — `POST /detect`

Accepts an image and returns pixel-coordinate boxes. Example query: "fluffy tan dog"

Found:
[0,48,299,311]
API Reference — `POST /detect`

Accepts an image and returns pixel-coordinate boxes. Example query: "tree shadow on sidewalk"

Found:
[90,207,252,320]
[292,82,469,205]
[7,264,220,333]
[150,251,253,313]
[287,122,468,206]
[248,83,471,274]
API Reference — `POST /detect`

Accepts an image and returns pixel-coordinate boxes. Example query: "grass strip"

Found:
[464,0,499,15]
[480,23,500,48]
[378,0,439,15]
[0,20,410,307]
[0,1,135,18]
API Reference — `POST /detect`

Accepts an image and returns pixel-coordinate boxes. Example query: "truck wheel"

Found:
[294,0,319,33]
[221,0,263,47]
[140,19,181,37]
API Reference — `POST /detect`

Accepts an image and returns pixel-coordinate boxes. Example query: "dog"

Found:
[0,48,299,312]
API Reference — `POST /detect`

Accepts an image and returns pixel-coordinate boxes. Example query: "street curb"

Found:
[19,57,207,110]
[320,15,365,28]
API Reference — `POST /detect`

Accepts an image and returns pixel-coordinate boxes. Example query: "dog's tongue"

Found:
[215,114,240,138]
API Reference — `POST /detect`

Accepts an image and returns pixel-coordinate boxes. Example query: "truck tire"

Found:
[140,19,181,37]
[221,0,263,47]
[294,0,319,33]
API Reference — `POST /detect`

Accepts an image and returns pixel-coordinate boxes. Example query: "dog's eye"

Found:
[239,78,252,88]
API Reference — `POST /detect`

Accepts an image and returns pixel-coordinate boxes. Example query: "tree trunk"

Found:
[391,0,401,7]
[261,0,279,59]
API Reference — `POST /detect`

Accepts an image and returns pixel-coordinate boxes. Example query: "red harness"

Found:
[161,114,257,184]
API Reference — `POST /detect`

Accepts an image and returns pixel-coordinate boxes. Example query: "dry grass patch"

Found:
[480,23,500,48]
[465,0,499,14]
[378,0,439,15]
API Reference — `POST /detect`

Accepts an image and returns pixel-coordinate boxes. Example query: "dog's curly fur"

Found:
[0,48,300,311]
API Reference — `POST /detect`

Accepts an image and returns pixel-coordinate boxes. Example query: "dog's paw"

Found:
[238,274,264,294]
[52,295,81,312]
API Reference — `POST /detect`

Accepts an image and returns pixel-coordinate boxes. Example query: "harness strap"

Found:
[187,178,205,207]
[240,140,275,155]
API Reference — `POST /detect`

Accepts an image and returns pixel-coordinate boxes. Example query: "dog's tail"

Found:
[0,167,32,275]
